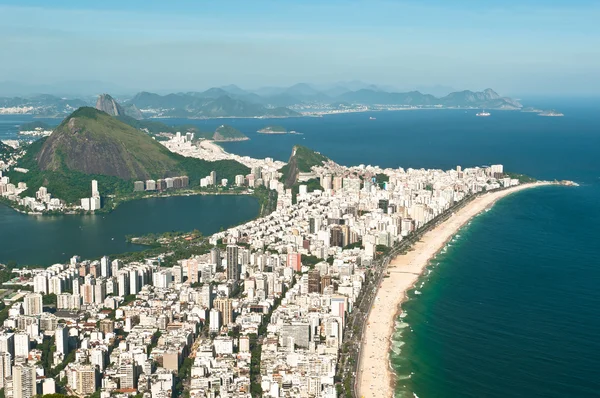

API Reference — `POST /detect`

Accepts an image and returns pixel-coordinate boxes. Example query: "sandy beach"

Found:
[357,182,551,398]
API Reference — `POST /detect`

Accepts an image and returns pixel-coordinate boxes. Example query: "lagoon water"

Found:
[0,195,258,266]
[2,100,600,397]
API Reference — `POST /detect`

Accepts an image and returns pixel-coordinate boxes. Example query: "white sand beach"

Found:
[357,182,551,398]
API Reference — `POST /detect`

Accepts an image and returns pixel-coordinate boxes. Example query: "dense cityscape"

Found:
[0,144,517,398]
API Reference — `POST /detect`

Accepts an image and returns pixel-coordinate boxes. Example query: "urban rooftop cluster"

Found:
[0,156,516,398]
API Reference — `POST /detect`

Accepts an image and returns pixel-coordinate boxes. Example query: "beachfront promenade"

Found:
[356,182,551,398]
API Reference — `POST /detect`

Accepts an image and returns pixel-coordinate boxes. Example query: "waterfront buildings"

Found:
[0,153,516,398]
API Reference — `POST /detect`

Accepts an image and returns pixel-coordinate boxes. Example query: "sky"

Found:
[0,0,599,96]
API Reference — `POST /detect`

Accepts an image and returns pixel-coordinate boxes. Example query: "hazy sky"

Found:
[1,0,599,96]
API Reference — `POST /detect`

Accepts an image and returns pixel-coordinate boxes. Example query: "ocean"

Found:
[1,101,599,397]
[161,103,600,397]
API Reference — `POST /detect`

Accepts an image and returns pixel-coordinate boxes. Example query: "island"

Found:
[257,125,288,134]
[213,124,249,141]
[539,110,564,117]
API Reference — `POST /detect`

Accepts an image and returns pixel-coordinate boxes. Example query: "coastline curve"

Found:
[356,182,553,398]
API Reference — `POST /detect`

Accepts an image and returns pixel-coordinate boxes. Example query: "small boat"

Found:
[369,116,376,120]
[476,110,491,117]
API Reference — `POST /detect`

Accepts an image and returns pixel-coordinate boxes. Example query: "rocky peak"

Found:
[95,94,124,117]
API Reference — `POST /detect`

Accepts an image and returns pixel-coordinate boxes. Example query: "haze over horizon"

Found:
[1,0,599,97]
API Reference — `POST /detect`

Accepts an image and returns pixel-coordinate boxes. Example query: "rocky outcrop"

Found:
[96,94,143,120]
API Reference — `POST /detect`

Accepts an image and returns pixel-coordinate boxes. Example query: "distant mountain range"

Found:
[0,84,523,118]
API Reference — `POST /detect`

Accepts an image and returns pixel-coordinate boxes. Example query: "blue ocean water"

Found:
[393,183,600,397]
[2,102,600,397]
[164,101,599,182]
[161,103,600,397]
[0,115,59,141]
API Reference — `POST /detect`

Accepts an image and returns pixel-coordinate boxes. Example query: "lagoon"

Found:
[0,194,259,266]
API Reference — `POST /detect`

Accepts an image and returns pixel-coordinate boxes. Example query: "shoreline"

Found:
[357,182,553,398]
[0,188,255,216]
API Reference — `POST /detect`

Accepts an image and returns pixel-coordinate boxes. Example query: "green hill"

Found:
[37,107,183,180]
[9,107,249,203]
[0,141,16,162]
[214,125,248,141]
[279,145,329,188]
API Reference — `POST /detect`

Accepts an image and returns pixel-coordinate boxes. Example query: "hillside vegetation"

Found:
[213,125,248,141]
[279,145,329,188]
[7,108,249,203]
[37,107,184,180]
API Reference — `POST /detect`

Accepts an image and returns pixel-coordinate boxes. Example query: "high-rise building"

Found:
[210,171,217,185]
[378,199,390,213]
[118,271,130,297]
[119,363,137,389]
[0,352,11,388]
[100,256,111,277]
[55,324,69,355]
[14,333,29,358]
[214,297,233,327]
[308,270,321,293]
[82,283,95,304]
[171,265,183,284]
[42,378,56,395]
[321,275,332,294]
[287,252,302,272]
[210,247,221,267]
[12,363,37,398]
[133,181,144,191]
[321,174,332,190]
[49,276,63,295]
[23,293,43,316]
[91,180,99,197]
[99,319,115,335]
[76,365,97,396]
[94,280,107,304]
[33,274,48,294]
[145,180,156,191]
[332,176,343,191]
[90,347,106,371]
[330,226,344,248]
[151,270,171,288]
[186,259,199,284]
[129,269,140,294]
[209,308,221,333]
[0,332,14,357]
[226,245,240,282]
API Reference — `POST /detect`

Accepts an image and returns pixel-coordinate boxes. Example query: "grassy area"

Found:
[503,172,537,183]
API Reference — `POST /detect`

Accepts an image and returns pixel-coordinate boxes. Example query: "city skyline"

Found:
[1,1,599,96]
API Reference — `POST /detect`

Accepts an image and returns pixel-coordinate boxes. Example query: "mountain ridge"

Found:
[0,85,524,119]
